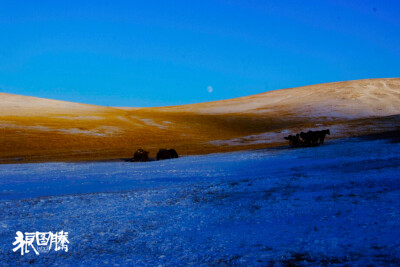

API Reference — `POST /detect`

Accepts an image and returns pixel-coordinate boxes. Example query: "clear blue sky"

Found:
[0,0,399,107]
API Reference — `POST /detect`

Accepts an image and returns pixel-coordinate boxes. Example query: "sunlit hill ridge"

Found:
[1,78,400,163]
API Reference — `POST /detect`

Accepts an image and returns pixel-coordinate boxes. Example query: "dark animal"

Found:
[168,149,179,158]
[295,134,302,147]
[317,129,330,144]
[284,135,298,148]
[285,129,330,148]
[157,149,179,160]
[284,135,292,145]
[300,131,310,146]
[157,149,170,160]
[133,149,149,162]
[308,130,319,146]
[298,131,319,146]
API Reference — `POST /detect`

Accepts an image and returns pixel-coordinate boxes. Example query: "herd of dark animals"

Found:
[127,129,330,162]
[284,129,330,148]
[128,148,179,162]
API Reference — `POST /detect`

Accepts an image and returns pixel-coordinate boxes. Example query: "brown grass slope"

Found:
[1,78,400,163]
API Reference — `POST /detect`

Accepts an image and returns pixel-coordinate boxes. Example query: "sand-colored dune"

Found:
[1,78,400,163]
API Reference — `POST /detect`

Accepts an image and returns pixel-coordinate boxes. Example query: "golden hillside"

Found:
[1,78,400,163]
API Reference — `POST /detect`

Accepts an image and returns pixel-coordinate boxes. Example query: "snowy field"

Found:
[0,137,399,266]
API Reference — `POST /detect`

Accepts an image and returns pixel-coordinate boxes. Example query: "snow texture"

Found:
[0,122,120,137]
[0,137,399,266]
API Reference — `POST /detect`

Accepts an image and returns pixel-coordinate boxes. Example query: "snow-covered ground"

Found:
[0,137,399,266]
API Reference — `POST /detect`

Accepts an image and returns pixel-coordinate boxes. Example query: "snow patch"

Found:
[0,138,399,265]
[54,116,104,120]
[0,122,120,136]
[138,118,168,129]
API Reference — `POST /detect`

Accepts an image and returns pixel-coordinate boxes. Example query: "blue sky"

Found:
[0,0,399,107]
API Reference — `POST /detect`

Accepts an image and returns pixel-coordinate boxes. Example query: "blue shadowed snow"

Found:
[0,137,399,265]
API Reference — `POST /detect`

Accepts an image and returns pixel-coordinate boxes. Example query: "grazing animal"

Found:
[284,135,298,148]
[157,149,171,160]
[284,135,293,146]
[300,131,310,146]
[133,149,149,162]
[284,135,293,142]
[157,148,179,160]
[308,130,319,146]
[168,149,179,158]
[318,129,330,144]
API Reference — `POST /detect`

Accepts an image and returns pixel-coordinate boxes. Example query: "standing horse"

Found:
[318,129,330,144]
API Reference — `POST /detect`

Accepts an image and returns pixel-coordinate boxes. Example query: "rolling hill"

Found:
[1,78,400,163]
